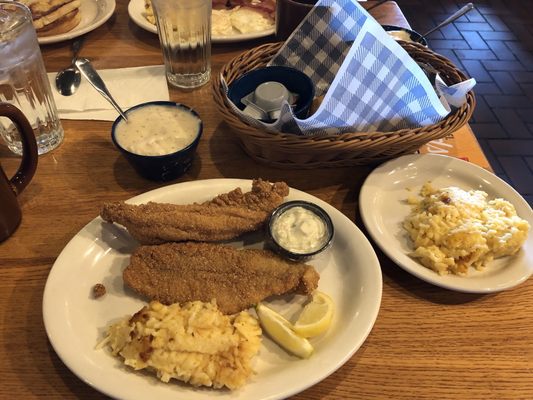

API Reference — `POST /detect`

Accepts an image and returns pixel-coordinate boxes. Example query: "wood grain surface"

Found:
[0,1,531,399]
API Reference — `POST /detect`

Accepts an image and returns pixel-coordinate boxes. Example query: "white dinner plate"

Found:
[127,0,275,43]
[38,0,116,45]
[43,179,382,400]
[359,154,533,293]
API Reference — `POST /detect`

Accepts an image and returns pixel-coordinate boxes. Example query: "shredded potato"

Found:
[403,183,530,275]
[99,300,261,390]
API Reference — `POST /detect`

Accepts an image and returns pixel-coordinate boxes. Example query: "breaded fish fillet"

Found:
[100,179,289,245]
[123,242,320,314]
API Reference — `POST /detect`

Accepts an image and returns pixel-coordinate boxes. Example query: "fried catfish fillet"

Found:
[100,179,289,244]
[123,242,320,314]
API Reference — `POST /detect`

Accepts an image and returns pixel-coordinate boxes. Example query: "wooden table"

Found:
[0,1,530,399]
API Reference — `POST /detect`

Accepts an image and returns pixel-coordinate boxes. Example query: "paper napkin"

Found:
[224,0,476,136]
[48,65,170,121]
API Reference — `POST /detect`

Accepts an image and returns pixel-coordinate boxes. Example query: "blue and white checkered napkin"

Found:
[224,0,476,136]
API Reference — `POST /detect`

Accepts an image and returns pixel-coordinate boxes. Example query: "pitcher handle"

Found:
[2,104,38,195]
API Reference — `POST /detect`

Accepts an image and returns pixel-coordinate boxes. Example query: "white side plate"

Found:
[360,154,533,293]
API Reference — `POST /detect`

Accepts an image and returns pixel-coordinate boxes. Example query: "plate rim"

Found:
[38,0,116,45]
[359,153,533,293]
[126,0,275,43]
[43,178,383,400]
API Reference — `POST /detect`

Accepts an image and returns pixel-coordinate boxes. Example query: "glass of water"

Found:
[0,1,64,155]
[151,0,211,89]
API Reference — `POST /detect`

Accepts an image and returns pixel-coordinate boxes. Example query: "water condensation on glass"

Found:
[0,1,64,155]
[152,0,211,89]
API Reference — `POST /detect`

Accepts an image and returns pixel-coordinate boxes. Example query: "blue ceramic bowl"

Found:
[227,66,315,121]
[111,101,202,182]
[382,25,429,47]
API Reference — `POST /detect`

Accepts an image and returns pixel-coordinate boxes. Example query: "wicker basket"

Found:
[213,41,475,168]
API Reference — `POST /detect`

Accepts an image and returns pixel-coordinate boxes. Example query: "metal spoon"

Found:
[74,58,128,122]
[55,37,84,96]
[420,3,474,39]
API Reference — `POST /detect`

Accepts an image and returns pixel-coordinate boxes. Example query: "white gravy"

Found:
[271,206,329,254]
[115,105,200,156]
[388,30,413,42]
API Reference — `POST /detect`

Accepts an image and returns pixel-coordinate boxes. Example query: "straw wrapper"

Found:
[223,0,475,136]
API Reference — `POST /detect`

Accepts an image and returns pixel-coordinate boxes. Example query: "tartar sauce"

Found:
[271,206,329,254]
[115,105,200,156]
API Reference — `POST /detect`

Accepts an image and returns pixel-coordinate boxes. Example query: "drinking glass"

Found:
[151,0,211,89]
[0,1,64,155]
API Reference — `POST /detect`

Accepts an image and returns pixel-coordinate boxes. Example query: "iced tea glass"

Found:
[0,1,64,155]
[151,0,211,89]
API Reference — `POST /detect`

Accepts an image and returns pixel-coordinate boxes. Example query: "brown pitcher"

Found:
[275,0,316,41]
[0,103,38,242]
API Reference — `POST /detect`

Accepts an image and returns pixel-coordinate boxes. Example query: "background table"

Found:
[0,1,531,399]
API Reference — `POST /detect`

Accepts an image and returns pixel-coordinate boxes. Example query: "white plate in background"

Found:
[127,0,275,43]
[43,179,382,400]
[360,154,533,293]
[39,0,116,45]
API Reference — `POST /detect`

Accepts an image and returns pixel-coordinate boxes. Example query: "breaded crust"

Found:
[123,242,320,314]
[100,179,290,244]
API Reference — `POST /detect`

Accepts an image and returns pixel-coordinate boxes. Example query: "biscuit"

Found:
[18,0,81,35]
[37,8,81,36]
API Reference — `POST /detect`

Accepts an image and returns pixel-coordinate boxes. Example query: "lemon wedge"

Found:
[256,303,314,359]
[293,291,334,338]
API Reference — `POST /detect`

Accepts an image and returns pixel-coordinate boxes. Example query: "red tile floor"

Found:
[396,0,533,206]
